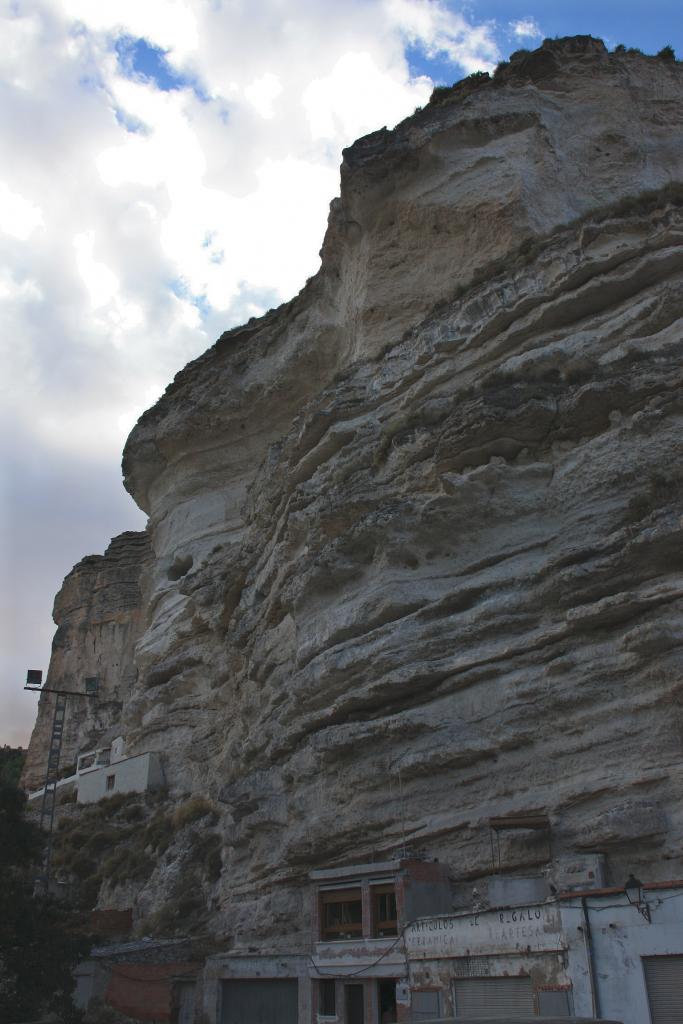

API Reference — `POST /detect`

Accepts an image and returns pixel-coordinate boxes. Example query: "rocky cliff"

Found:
[25,37,683,947]
[22,531,152,791]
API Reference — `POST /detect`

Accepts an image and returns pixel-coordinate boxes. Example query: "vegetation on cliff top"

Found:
[426,38,678,109]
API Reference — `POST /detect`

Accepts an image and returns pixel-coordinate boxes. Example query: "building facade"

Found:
[198,859,683,1024]
[27,732,165,805]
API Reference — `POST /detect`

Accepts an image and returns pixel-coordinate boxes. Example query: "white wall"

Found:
[110,736,126,763]
[562,887,683,1024]
[76,751,164,803]
[73,961,109,1010]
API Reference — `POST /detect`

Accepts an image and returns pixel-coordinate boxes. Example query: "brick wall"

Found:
[105,962,199,1021]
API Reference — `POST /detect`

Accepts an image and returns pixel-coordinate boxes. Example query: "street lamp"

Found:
[624,874,651,923]
[23,669,99,895]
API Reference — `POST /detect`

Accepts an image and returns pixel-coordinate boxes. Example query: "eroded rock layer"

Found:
[21,531,152,791]
[25,38,683,946]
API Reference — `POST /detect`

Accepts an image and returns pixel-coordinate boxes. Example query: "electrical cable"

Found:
[309,920,416,978]
[559,888,683,912]
[99,889,683,982]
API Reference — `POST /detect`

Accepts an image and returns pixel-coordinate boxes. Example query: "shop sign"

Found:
[405,904,564,958]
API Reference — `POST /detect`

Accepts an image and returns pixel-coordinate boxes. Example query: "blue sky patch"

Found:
[405,43,463,87]
[472,0,682,63]
[170,278,212,320]
[404,1,681,87]
[115,36,190,92]
[113,106,148,135]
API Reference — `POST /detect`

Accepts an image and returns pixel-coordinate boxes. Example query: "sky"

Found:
[1,0,681,749]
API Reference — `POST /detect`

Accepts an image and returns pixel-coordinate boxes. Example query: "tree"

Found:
[0,746,26,789]
[0,776,91,1023]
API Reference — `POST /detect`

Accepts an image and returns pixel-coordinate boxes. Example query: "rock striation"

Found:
[21,531,152,791]
[24,38,683,947]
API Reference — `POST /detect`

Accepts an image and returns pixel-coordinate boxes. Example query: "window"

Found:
[321,889,363,940]
[106,774,115,791]
[319,979,336,1016]
[372,885,397,937]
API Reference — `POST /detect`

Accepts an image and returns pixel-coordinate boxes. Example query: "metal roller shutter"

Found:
[221,979,298,1024]
[454,976,533,1018]
[643,955,683,1024]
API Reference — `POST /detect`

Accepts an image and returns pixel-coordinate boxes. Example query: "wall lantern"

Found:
[624,874,651,923]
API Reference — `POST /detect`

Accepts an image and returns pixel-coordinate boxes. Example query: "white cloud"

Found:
[0,181,44,240]
[0,268,43,304]
[244,72,283,119]
[74,230,119,309]
[304,51,429,140]
[509,17,543,41]
[386,0,500,73]
[60,0,199,60]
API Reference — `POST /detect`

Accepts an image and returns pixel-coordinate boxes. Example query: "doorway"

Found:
[378,980,397,1023]
[345,983,365,1024]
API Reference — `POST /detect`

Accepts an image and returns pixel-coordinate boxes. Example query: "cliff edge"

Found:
[25,38,683,948]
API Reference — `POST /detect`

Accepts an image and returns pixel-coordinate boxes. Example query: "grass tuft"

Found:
[172,795,219,829]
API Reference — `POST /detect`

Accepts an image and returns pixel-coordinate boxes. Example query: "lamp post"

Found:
[624,873,651,923]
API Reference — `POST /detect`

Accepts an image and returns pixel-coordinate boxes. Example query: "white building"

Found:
[561,881,683,1023]
[27,731,165,805]
[76,748,165,803]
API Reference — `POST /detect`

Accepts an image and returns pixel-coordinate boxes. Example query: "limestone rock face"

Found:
[27,39,683,946]
[21,531,152,791]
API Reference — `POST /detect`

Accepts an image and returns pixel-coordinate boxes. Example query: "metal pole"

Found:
[25,673,99,898]
[581,895,601,1019]
[36,691,69,896]
[398,763,408,858]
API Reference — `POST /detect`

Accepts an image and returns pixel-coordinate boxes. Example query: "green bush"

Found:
[101,846,152,884]
[429,84,453,105]
[70,853,97,879]
[97,792,128,815]
[657,45,675,61]
[143,812,174,852]
[172,796,218,829]
[53,798,171,899]
[85,826,125,856]
[120,802,145,822]
[0,746,25,787]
